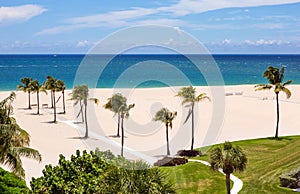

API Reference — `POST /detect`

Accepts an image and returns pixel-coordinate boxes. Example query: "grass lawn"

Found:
[162,135,300,193]
[162,162,230,194]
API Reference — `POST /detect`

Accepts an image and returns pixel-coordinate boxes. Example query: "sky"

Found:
[1,0,300,54]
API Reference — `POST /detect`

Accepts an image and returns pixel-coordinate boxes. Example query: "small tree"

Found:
[255,66,292,139]
[210,142,247,194]
[17,77,33,110]
[154,108,177,155]
[176,86,210,150]
[69,85,98,138]
[29,80,47,115]
[104,93,126,137]
[56,80,66,114]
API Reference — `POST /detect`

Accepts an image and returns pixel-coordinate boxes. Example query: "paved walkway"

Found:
[189,159,243,194]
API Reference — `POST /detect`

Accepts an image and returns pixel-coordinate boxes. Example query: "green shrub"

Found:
[30,149,176,194]
[0,167,30,194]
[279,169,300,189]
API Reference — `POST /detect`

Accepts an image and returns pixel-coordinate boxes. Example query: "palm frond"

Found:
[283,80,292,86]
[254,84,272,91]
[282,87,292,99]
[10,147,42,162]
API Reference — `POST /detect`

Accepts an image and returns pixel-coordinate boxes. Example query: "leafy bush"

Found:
[177,150,202,157]
[30,149,176,193]
[154,157,188,167]
[0,167,30,194]
[279,169,300,189]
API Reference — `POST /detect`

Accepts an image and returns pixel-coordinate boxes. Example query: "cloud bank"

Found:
[0,4,46,24]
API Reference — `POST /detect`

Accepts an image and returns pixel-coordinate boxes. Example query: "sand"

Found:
[1,84,300,185]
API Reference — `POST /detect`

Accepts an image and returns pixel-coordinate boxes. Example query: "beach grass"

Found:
[191,136,300,193]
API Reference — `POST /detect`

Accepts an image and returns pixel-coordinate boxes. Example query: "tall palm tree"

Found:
[104,93,126,137]
[70,85,98,138]
[17,77,33,109]
[29,80,47,115]
[255,66,292,139]
[119,101,135,157]
[56,80,66,114]
[0,92,42,178]
[154,108,177,155]
[176,86,210,150]
[43,76,56,109]
[210,142,247,194]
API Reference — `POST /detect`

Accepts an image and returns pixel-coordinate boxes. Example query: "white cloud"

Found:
[222,39,232,44]
[0,4,47,24]
[158,0,300,16]
[243,39,290,45]
[76,40,91,47]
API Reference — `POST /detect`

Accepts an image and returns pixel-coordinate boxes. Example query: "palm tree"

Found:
[119,101,135,157]
[56,80,66,114]
[69,85,98,138]
[210,142,247,194]
[17,77,33,109]
[0,92,42,178]
[255,66,292,139]
[43,76,56,109]
[154,108,177,155]
[29,80,47,115]
[176,86,210,150]
[104,93,126,137]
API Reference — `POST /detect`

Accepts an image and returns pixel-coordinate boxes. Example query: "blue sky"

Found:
[1,0,300,54]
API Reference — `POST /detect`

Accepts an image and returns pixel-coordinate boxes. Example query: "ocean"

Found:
[0,54,299,91]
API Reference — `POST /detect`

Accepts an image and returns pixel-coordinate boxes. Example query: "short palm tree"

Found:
[0,92,42,178]
[29,80,47,115]
[210,142,247,194]
[17,77,33,109]
[255,66,292,139]
[70,85,98,138]
[43,76,58,122]
[119,101,135,157]
[104,93,126,137]
[154,108,177,155]
[176,86,210,150]
[56,80,66,114]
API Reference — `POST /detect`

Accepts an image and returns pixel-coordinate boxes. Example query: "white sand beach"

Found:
[1,84,300,185]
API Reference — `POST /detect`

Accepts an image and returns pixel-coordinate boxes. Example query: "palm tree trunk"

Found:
[37,91,40,115]
[191,105,194,151]
[51,91,54,108]
[275,92,279,139]
[117,113,120,137]
[166,124,170,155]
[28,91,31,109]
[62,90,66,114]
[226,173,231,194]
[80,101,84,123]
[84,103,88,138]
[53,91,56,123]
[121,115,124,157]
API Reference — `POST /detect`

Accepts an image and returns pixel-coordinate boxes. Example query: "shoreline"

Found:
[1,84,300,185]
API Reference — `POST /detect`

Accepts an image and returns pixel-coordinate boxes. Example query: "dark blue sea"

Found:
[0,54,299,91]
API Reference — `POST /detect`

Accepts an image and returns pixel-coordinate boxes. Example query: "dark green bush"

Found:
[279,169,300,189]
[0,167,30,194]
[30,149,176,194]
[154,156,188,166]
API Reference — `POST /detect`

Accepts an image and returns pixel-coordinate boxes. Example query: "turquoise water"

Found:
[0,54,299,91]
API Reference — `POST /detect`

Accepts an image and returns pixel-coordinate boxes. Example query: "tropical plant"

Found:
[0,92,42,178]
[69,85,98,138]
[176,86,210,150]
[43,76,58,122]
[154,108,177,155]
[210,142,247,194]
[0,167,30,193]
[17,77,33,110]
[29,80,47,115]
[30,149,175,193]
[104,93,126,137]
[119,100,135,157]
[55,79,66,114]
[255,66,292,139]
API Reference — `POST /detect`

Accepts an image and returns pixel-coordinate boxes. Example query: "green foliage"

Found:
[30,149,176,194]
[0,167,30,194]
